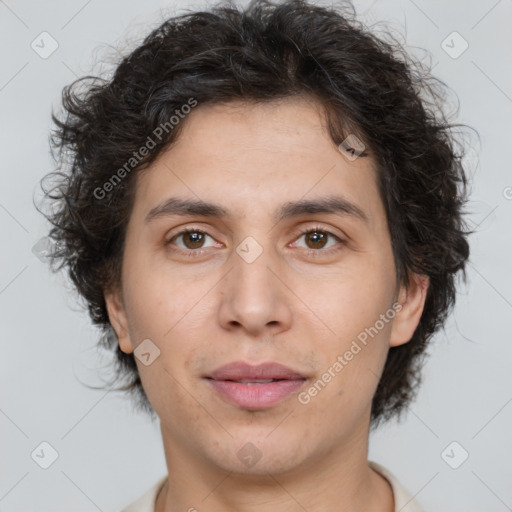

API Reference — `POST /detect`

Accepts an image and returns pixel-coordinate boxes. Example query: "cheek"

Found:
[123,239,220,323]
[304,258,395,344]
[120,257,211,381]
[121,255,191,339]
[297,262,395,405]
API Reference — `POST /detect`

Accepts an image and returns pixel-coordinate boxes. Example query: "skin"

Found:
[105,96,429,512]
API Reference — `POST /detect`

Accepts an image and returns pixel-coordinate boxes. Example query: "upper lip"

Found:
[207,361,306,381]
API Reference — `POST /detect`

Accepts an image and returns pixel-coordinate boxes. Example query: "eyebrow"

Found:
[145,195,369,225]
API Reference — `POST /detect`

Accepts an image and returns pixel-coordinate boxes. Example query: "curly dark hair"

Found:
[38,0,474,426]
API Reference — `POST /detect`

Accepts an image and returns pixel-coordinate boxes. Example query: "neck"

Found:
[155,420,394,512]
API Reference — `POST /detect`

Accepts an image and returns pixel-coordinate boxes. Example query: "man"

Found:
[41,0,471,510]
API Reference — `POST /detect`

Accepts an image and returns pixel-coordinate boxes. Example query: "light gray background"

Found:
[1,0,511,510]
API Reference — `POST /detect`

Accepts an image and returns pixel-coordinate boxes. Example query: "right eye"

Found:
[165,228,220,255]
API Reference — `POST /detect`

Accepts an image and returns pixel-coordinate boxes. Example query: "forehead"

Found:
[130,97,385,231]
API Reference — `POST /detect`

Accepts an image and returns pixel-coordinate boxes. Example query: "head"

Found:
[40,0,471,471]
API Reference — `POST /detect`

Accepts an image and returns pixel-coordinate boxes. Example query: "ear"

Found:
[389,272,429,348]
[104,288,134,354]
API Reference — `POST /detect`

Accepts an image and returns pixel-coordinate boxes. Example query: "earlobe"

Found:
[389,272,429,348]
[104,289,134,354]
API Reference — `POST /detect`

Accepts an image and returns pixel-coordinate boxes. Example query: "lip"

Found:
[208,361,306,381]
[205,361,307,409]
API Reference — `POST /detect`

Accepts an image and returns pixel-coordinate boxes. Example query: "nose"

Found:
[217,240,293,338]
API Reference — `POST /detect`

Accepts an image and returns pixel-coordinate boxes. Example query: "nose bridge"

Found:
[233,233,278,305]
[218,233,291,335]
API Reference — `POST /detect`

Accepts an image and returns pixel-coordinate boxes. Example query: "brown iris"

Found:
[182,231,206,249]
[304,231,328,249]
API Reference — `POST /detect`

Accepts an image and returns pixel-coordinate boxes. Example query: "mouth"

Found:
[205,361,308,409]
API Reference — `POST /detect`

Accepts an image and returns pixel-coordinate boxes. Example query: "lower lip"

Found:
[207,379,306,409]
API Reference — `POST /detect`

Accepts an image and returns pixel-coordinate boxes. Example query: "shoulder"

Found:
[120,475,167,512]
[369,461,423,512]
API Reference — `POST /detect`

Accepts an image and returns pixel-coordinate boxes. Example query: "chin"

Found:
[204,431,311,476]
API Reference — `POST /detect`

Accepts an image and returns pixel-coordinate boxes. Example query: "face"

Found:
[106,96,428,476]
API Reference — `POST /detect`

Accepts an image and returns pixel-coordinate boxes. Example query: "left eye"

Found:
[293,229,341,251]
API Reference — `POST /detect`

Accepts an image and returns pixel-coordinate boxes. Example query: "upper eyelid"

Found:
[167,223,342,238]
[167,228,216,245]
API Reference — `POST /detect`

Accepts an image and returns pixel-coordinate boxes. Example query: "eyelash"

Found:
[165,225,345,258]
